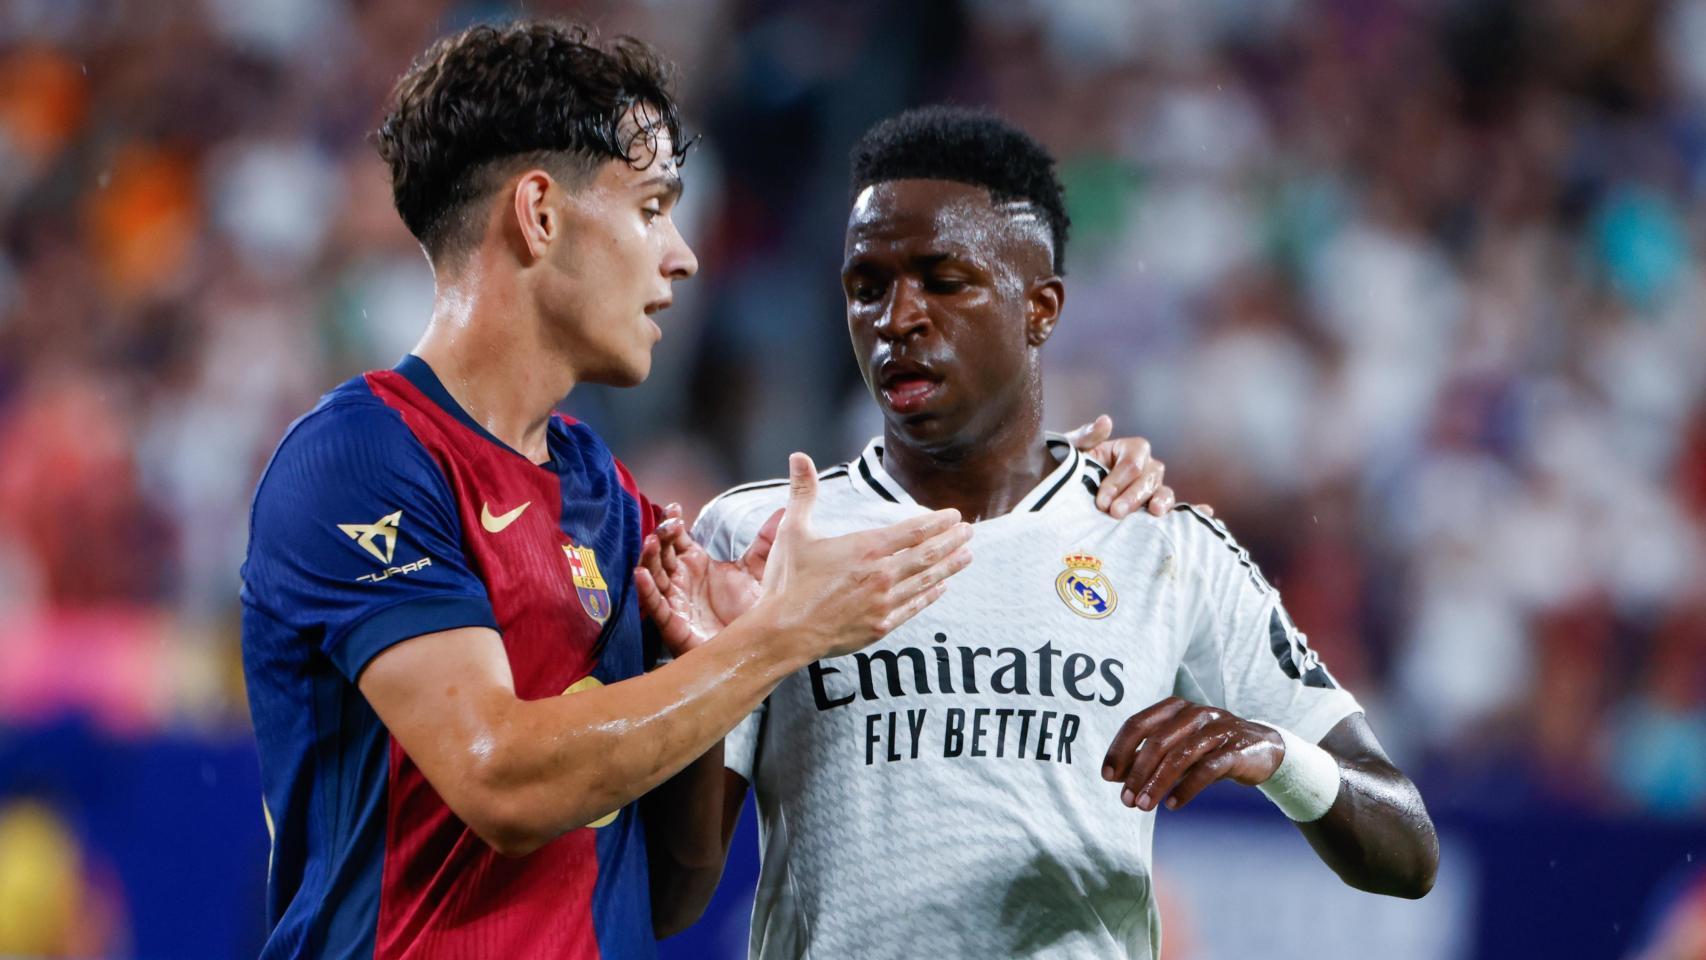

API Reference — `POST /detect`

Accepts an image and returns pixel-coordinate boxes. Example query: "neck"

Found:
[412,263,575,465]
[880,413,1057,522]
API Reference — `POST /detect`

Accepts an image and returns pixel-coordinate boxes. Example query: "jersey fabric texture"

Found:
[241,355,661,960]
[694,435,1361,960]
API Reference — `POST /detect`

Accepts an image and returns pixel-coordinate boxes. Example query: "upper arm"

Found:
[1170,507,1361,742]
[356,624,518,819]
[243,401,497,681]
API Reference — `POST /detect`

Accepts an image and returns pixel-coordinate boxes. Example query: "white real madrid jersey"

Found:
[694,435,1361,960]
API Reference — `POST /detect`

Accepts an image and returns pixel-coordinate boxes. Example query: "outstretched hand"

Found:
[635,453,972,663]
[635,502,782,659]
[762,453,972,659]
[1065,414,1213,520]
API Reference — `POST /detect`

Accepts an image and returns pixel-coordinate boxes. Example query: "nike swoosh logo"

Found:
[481,501,531,533]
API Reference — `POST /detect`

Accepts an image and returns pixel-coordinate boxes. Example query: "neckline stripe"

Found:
[857,456,900,503]
[1028,448,1079,512]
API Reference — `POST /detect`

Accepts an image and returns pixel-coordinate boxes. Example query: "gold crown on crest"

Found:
[1063,553,1103,571]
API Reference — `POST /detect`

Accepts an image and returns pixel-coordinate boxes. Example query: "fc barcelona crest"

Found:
[563,544,612,624]
[1056,553,1117,619]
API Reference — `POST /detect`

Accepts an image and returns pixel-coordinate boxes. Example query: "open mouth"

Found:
[878,359,945,414]
[642,299,671,340]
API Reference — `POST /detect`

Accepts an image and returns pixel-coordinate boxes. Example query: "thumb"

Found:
[1066,414,1113,451]
[786,452,818,533]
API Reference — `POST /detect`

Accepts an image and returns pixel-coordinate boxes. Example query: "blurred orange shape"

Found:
[0,47,88,162]
[83,143,200,297]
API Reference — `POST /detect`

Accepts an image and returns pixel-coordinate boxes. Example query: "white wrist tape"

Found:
[1257,726,1340,822]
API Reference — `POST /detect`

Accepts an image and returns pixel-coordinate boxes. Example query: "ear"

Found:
[1025,276,1065,347]
[511,170,559,263]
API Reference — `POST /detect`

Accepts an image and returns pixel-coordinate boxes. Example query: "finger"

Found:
[859,508,963,556]
[890,542,973,603]
[786,453,821,530]
[1096,453,1138,511]
[743,508,785,574]
[656,521,685,580]
[1109,463,1159,519]
[640,534,671,595]
[1065,414,1113,450]
[1197,503,1214,518]
[656,513,688,544]
[1129,727,1233,811]
[1121,711,1216,802]
[634,565,686,647]
[1102,698,1191,781]
[1102,436,1151,471]
[1127,456,1165,516]
[1165,745,1240,809]
[887,521,975,582]
[873,580,950,637]
[635,564,663,617]
[1146,485,1176,517]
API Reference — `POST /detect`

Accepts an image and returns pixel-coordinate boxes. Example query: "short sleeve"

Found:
[1169,506,1361,744]
[691,488,783,564]
[723,701,767,783]
[242,399,497,681]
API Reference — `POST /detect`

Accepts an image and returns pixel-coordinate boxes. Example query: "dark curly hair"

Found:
[375,20,690,259]
[850,106,1070,275]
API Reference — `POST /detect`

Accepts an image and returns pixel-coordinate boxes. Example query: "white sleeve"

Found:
[1170,506,1361,744]
[691,489,779,563]
[723,704,766,784]
[693,489,781,781]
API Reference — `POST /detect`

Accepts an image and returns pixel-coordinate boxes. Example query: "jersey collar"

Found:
[393,354,570,470]
[853,434,1085,517]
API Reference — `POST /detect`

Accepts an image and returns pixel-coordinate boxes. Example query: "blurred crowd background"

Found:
[1,0,1704,957]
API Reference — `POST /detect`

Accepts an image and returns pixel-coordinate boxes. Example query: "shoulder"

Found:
[250,377,453,537]
[1155,503,1274,594]
[694,461,853,545]
[260,389,435,488]
[693,476,791,545]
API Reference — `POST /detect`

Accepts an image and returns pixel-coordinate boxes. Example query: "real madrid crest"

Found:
[563,543,612,624]
[1056,553,1117,619]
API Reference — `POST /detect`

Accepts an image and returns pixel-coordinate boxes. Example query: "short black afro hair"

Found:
[850,106,1070,274]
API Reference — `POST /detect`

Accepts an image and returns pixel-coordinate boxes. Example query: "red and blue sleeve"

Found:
[243,398,498,681]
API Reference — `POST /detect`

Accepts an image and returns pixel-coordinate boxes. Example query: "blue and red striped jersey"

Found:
[241,355,660,959]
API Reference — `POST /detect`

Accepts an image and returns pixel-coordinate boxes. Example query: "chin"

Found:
[585,354,651,388]
[884,411,963,455]
[605,363,651,387]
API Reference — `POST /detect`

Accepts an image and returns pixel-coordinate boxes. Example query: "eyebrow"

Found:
[636,172,684,203]
[841,248,985,276]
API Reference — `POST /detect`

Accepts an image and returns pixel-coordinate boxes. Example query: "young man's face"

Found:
[540,108,697,387]
[842,179,1058,455]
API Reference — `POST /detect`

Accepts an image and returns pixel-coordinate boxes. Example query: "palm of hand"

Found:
[668,548,763,645]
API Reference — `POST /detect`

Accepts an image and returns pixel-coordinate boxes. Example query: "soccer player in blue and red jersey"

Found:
[237,22,993,959]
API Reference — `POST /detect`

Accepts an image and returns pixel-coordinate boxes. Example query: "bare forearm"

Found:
[645,743,730,937]
[477,603,799,852]
[1299,726,1439,898]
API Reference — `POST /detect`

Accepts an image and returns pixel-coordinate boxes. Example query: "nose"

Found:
[875,276,928,342]
[663,221,698,281]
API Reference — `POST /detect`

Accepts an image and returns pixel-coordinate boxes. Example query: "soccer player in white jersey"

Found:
[640,106,1439,959]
